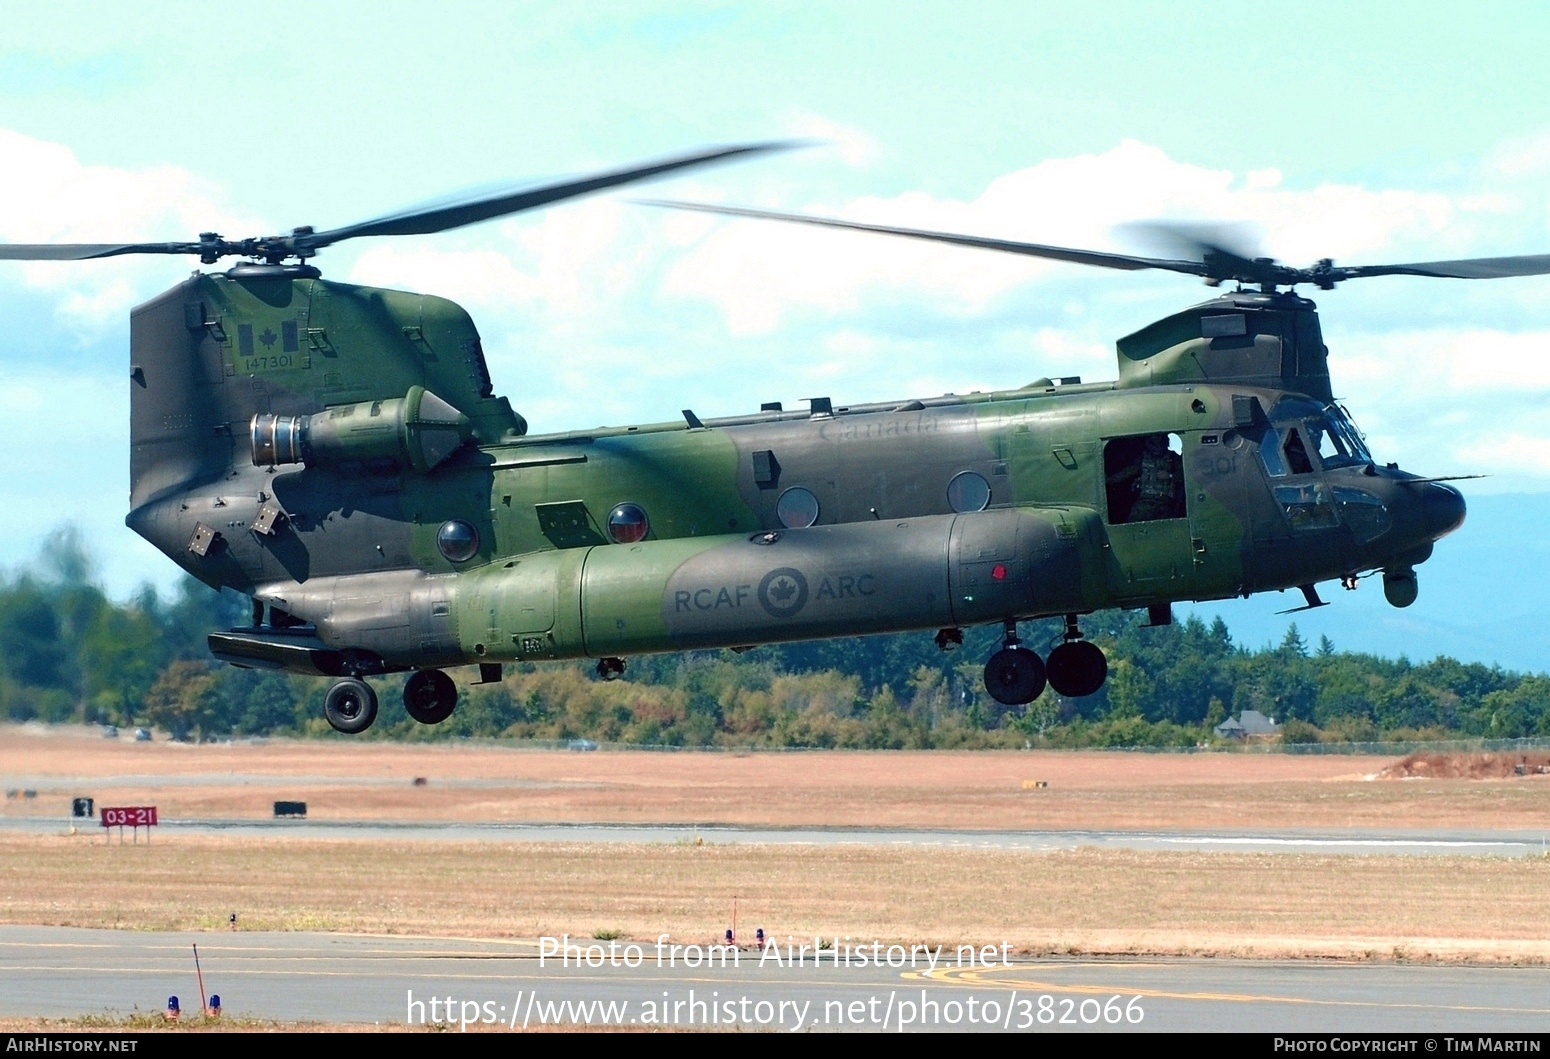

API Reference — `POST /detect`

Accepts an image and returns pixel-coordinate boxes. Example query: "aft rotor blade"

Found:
[300,142,800,252]
[0,242,202,260]
[1340,254,1550,281]
[639,200,1211,277]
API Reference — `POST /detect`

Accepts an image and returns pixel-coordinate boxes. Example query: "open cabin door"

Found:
[1100,431,1193,602]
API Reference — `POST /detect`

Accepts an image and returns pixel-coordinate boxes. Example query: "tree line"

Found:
[6,528,1548,747]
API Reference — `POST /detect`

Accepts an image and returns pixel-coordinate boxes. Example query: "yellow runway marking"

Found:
[903,968,1548,1015]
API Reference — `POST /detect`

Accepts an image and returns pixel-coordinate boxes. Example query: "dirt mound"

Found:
[1378,751,1550,780]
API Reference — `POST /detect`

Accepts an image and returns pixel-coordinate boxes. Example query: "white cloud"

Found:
[1327,328,1550,486]
[0,128,258,333]
[1487,131,1550,179]
[657,139,1501,336]
[1456,433,1550,480]
[1339,329,1550,394]
[348,245,544,308]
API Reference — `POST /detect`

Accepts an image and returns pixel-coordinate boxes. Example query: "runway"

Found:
[2,815,1546,856]
[1,927,1546,1032]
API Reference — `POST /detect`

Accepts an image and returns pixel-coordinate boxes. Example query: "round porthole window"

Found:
[776,487,820,529]
[947,471,991,513]
[436,519,480,563]
[607,502,650,544]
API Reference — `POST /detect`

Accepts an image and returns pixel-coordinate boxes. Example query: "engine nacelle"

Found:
[251,385,471,473]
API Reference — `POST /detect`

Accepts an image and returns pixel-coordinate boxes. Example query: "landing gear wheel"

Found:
[403,669,457,725]
[324,678,378,734]
[596,657,626,681]
[983,647,1046,707]
[1046,639,1108,698]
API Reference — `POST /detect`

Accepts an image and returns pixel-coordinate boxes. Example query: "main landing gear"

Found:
[1046,615,1108,699]
[323,668,462,734]
[323,677,379,734]
[983,622,1046,707]
[403,669,458,725]
[971,615,1110,709]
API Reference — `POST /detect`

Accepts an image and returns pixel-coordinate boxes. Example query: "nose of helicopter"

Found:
[1420,482,1466,541]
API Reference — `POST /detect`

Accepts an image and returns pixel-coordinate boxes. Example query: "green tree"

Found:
[141,661,225,741]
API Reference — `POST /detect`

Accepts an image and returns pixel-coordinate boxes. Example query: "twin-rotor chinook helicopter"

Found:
[5,142,1538,734]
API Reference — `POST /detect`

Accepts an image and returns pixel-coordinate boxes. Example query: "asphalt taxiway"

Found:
[1,927,1546,1032]
[3,815,1546,856]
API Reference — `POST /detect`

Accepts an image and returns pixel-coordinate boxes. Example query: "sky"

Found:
[0,1,1548,662]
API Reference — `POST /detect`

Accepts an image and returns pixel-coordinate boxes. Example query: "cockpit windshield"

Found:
[1266,397,1373,472]
[1305,405,1372,469]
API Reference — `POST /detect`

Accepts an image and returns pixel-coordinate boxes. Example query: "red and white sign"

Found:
[101,806,158,827]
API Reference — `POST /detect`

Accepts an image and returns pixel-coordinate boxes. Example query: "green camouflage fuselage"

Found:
[125,271,1464,675]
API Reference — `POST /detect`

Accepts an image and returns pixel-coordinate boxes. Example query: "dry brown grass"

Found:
[7,725,1550,831]
[1380,752,1550,781]
[3,830,1549,962]
[7,726,1550,963]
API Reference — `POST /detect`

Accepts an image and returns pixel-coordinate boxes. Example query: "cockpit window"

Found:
[1265,397,1373,472]
[1259,429,1289,477]
[1319,405,1373,468]
[1274,483,1339,531]
[1309,420,1349,464]
[1282,428,1314,475]
[1260,426,1314,477]
[1333,487,1392,544]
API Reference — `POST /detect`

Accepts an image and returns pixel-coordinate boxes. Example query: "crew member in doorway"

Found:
[1106,433,1186,523]
[1132,434,1185,520]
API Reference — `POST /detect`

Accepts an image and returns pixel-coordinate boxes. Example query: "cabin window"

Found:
[776,487,820,529]
[1104,433,1185,524]
[947,471,991,513]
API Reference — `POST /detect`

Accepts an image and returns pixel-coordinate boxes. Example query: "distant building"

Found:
[1214,710,1279,739]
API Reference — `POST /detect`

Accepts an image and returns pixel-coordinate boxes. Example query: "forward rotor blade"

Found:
[1117,220,1264,265]
[0,242,202,260]
[301,142,800,252]
[639,200,1211,277]
[1341,254,1550,281]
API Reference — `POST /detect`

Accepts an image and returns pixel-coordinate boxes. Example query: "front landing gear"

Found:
[983,621,1046,708]
[404,669,458,725]
[596,657,626,681]
[324,678,378,734]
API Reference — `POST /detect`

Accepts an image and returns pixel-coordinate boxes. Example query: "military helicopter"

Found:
[4,144,1540,735]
